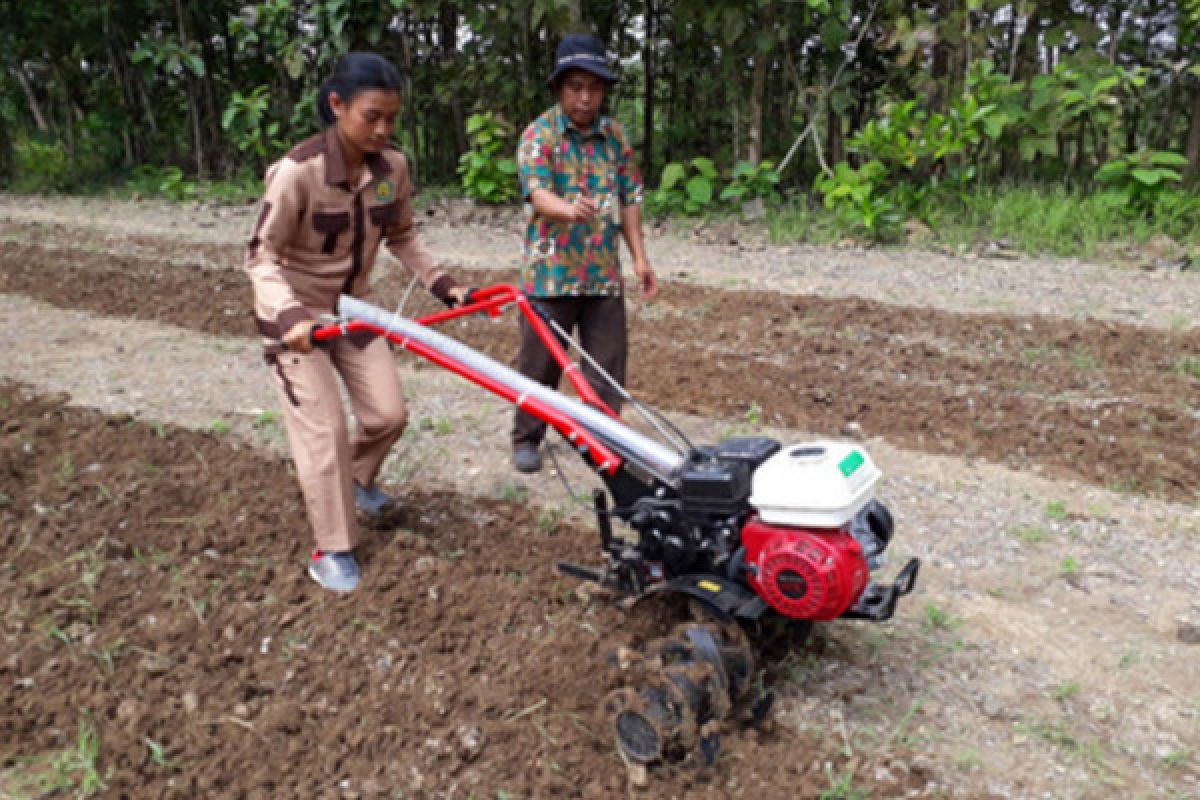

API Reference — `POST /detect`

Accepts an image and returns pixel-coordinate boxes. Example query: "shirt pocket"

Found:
[368,201,402,229]
[311,211,351,255]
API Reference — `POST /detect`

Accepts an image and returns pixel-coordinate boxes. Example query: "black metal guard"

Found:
[841,557,921,621]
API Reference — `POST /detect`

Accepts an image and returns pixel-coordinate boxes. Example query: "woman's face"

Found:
[557,69,606,129]
[329,88,401,155]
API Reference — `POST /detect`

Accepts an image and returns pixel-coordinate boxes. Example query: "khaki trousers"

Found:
[268,336,407,552]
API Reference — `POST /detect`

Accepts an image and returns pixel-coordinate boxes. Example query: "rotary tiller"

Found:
[315,286,920,766]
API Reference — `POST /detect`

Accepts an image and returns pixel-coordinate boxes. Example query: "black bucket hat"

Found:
[547,33,617,87]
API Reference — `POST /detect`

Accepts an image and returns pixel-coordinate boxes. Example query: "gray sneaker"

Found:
[513,445,542,474]
[354,481,395,517]
[308,551,360,593]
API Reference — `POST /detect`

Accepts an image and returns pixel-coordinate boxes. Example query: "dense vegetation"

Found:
[1,1,1198,248]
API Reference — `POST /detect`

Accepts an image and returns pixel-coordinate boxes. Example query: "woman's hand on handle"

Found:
[446,286,470,307]
[283,320,319,353]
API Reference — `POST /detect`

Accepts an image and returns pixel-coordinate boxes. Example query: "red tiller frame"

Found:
[310,283,624,476]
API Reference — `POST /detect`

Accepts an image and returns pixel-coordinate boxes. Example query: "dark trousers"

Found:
[512,294,628,448]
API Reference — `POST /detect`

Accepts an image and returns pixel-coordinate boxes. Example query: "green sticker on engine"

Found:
[838,449,865,477]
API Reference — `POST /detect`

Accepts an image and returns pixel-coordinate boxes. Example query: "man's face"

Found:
[557,69,606,129]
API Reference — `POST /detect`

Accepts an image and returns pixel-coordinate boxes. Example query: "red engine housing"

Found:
[741,515,869,621]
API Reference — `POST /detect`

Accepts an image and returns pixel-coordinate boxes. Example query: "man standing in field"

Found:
[511,32,659,473]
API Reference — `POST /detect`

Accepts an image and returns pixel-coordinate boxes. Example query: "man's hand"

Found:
[282,320,319,353]
[530,188,599,225]
[635,261,659,301]
[568,194,600,224]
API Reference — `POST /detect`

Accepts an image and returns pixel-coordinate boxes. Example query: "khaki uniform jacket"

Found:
[245,127,454,338]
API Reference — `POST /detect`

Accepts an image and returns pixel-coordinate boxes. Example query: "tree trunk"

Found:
[12,66,49,132]
[1012,6,1042,82]
[0,112,12,181]
[826,106,843,168]
[664,27,679,167]
[1186,86,1200,182]
[174,0,205,176]
[642,0,657,183]
[103,22,139,166]
[746,52,767,164]
[439,4,466,158]
[192,9,225,175]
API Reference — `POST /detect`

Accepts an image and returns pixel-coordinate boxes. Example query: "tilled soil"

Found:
[3,227,1199,502]
[3,197,1200,800]
[1,384,924,799]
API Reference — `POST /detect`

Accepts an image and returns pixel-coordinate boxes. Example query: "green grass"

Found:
[1068,347,1100,371]
[54,719,107,796]
[767,184,1200,261]
[494,482,529,503]
[819,766,867,800]
[921,603,961,632]
[251,410,281,431]
[955,748,983,771]
[1175,356,1200,381]
[1045,500,1069,520]
[1009,524,1050,545]
[930,184,1197,259]
[1051,681,1081,701]
[1014,717,1112,773]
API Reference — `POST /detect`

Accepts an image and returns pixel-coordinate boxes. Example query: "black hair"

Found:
[316,52,404,128]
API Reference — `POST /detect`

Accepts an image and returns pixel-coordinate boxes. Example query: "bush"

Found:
[814,161,903,241]
[646,157,719,216]
[646,157,780,217]
[11,139,76,192]
[457,112,518,205]
[720,160,781,209]
[125,165,199,202]
[1095,150,1191,213]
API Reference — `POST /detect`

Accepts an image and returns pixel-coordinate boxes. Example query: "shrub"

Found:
[646,157,720,216]
[814,160,903,241]
[457,112,518,205]
[720,159,781,209]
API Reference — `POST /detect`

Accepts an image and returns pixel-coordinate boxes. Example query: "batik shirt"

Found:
[517,106,644,298]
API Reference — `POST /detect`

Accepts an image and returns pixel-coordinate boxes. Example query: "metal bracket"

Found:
[842,557,921,621]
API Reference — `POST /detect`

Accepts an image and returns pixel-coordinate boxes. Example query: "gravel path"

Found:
[4,192,1199,329]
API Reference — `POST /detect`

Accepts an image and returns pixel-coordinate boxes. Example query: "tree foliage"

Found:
[0,0,1196,205]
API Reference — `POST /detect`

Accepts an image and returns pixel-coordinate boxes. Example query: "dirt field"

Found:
[2,194,1199,799]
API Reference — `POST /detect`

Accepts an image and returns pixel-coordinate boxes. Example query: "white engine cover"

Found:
[749,441,881,528]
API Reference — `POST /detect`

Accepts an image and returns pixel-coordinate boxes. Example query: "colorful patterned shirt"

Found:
[517,105,644,297]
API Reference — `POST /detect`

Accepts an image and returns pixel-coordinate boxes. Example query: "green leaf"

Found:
[1149,152,1189,167]
[660,162,685,191]
[685,176,713,206]
[466,114,488,134]
[1130,168,1162,186]
[184,53,206,77]
[690,157,717,179]
[1094,162,1127,183]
